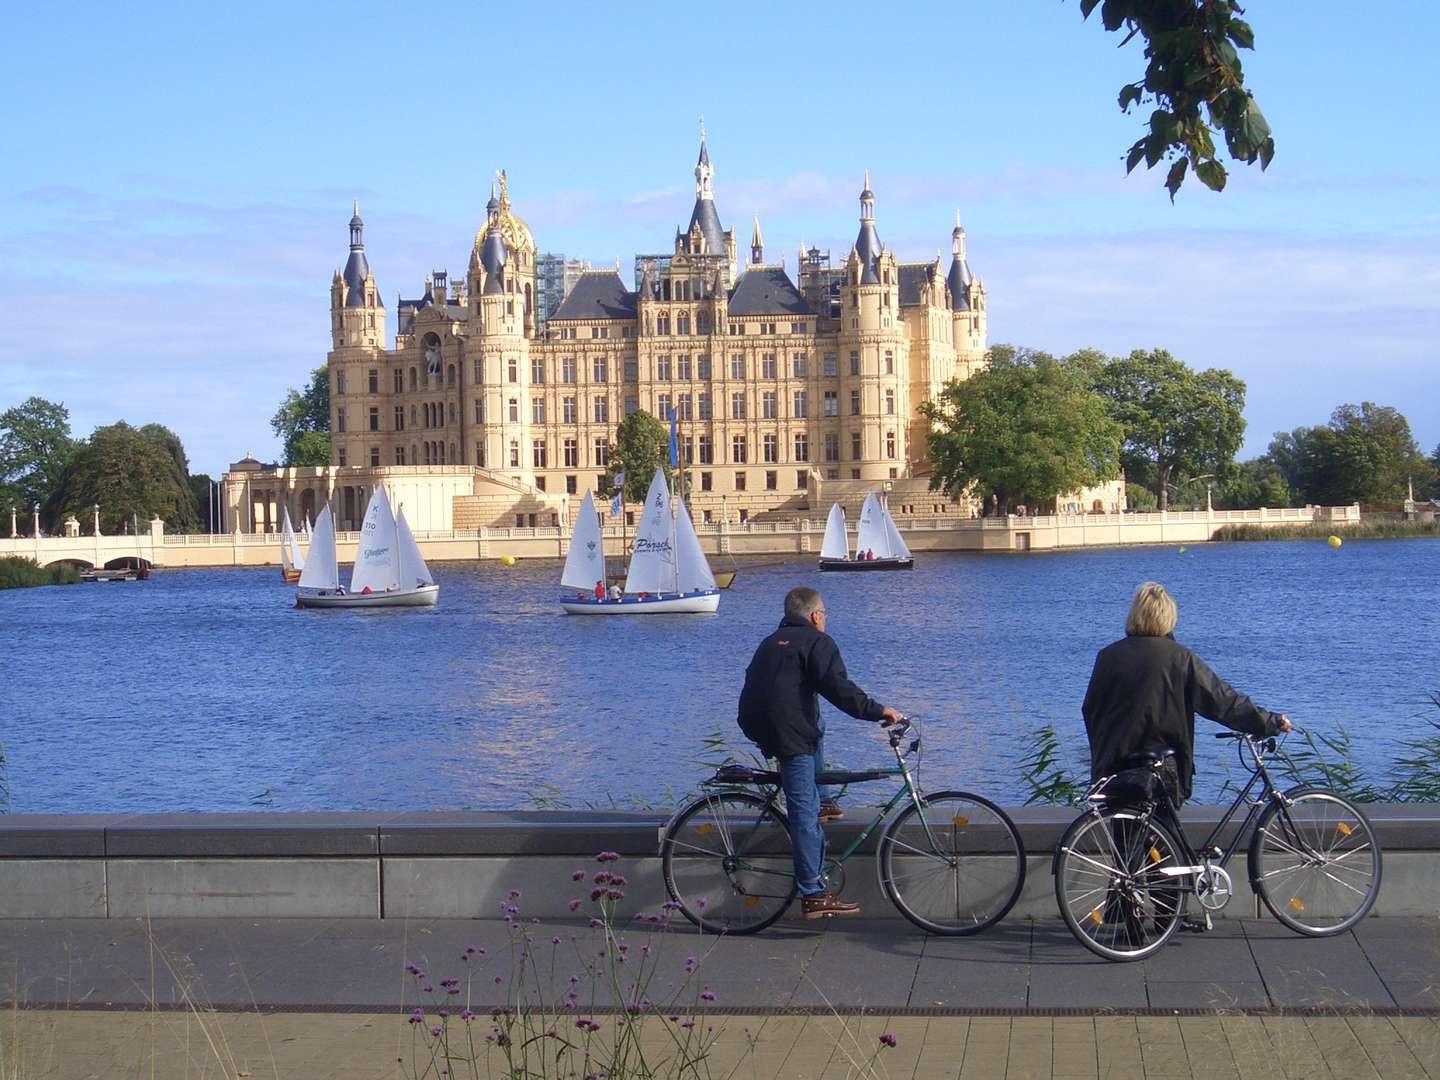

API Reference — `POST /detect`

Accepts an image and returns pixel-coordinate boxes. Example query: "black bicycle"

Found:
[1053,730,1383,962]
[660,718,1027,936]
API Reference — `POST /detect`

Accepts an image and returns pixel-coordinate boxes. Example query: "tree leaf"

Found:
[1228,18,1255,49]
[1125,141,1147,174]
[1080,0,1102,17]
[1118,83,1143,111]
[1165,157,1189,201]
[1195,159,1227,191]
[1258,136,1275,170]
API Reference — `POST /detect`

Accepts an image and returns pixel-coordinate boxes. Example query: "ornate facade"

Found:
[320,136,992,530]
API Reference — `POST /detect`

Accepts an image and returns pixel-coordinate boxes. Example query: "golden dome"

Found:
[474,171,536,257]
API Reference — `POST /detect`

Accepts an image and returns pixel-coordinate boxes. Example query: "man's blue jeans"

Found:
[778,752,827,896]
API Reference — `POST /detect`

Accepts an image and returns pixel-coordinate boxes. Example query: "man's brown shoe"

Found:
[803,893,861,919]
[818,800,844,824]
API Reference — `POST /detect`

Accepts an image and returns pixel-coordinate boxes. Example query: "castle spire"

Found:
[751,215,764,265]
[349,201,364,250]
[694,124,714,201]
[342,202,375,307]
[853,173,881,284]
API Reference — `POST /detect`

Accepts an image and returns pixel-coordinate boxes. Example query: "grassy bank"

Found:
[1211,520,1439,542]
[0,556,82,590]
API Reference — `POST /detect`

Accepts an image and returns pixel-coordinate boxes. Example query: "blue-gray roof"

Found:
[687,198,726,255]
[947,255,972,311]
[549,272,638,321]
[481,228,508,295]
[343,250,372,306]
[897,264,934,307]
[727,266,813,317]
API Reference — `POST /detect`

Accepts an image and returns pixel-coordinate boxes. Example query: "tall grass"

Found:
[0,557,81,589]
[1212,521,1439,542]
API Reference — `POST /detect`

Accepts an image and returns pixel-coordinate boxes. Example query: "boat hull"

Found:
[560,590,720,615]
[818,558,913,572]
[281,568,301,584]
[296,585,439,609]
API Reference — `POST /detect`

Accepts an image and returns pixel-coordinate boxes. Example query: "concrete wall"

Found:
[1,805,1433,920]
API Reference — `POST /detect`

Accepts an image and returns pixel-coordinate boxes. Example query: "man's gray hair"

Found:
[785,586,823,619]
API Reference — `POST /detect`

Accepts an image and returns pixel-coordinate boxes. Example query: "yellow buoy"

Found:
[500,554,518,567]
[1327,535,1342,548]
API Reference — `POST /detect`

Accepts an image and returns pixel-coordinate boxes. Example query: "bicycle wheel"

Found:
[1055,808,1185,962]
[1249,787,1381,936]
[661,790,798,935]
[878,790,1026,935]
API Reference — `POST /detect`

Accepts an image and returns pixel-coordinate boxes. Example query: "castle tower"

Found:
[681,126,737,283]
[948,211,988,378]
[750,215,764,266]
[328,203,386,470]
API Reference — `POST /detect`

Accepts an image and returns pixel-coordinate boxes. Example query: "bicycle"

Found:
[1053,729,1383,962]
[659,717,1027,935]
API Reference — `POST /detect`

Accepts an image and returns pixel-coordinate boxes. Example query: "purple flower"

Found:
[696,896,708,909]
[681,1020,695,1029]
[447,987,460,995]
[552,936,562,945]
[508,889,522,899]
[590,888,606,902]
[409,1009,424,1025]
[569,975,580,984]
[617,943,629,953]
[596,851,620,862]
[406,964,423,976]
[684,956,696,972]
[593,871,611,884]
[569,899,582,912]
[464,946,477,955]
[438,1009,449,1018]
[422,984,434,994]
[589,918,603,929]
[879,1033,897,1048]
[607,889,625,901]
[430,1026,443,1037]
[460,1009,475,1021]
[572,869,587,881]
[494,975,503,984]
[700,988,715,1002]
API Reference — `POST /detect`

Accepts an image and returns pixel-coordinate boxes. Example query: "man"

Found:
[738,586,903,918]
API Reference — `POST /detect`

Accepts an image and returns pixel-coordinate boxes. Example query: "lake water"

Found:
[2,539,1436,812]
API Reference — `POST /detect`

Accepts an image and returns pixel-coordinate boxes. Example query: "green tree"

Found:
[1216,457,1292,510]
[921,348,1123,516]
[44,422,200,534]
[271,365,331,465]
[188,473,216,532]
[1079,0,1274,197]
[1293,403,1424,507]
[607,410,673,504]
[1094,349,1246,511]
[0,397,75,521]
[139,423,200,525]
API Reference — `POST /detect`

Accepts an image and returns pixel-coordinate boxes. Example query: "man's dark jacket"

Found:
[1082,634,1284,799]
[738,614,886,759]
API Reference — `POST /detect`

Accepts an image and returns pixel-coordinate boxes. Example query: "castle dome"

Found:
[473,171,536,259]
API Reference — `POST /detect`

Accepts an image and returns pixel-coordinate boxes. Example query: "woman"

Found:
[1082,581,1291,806]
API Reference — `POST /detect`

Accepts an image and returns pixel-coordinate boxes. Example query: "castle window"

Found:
[411,404,418,428]
[793,391,808,419]
[851,389,861,415]
[535,476,546,492]
[509,440,519,468]
[656,355,672,380]
[563,438,578,467]
[337,407,347,433]
[676,354,691,380]
[475,441,485,467]
[886,431,896,458]
[791,322,806,334]
[447,364,456,387]
[698,436,713,465]
[369,407,379,432]
[849,351,860,376]
[762,391,776,420]
[565,474,577,494]
[852,432,862,460]
[761,353,776,379]
[392,368,403,392]
[677,313,690,336]
[697,355,711,379]
[532,397,546,424]
[508,358,518,382]
[531,358,545,384]
[823,353,837,378]
[508,398,519,423]
[657,393,671,418]
[394,406,405,431]
[765,470,777,490]
[448,402,456,425]
[729,323,742,336]
[563,396,577,423]
[338,447,347,466]
[335,371,346,395]
[370,446,380,467]
[729,354,744,380]
[884,350,894,374]
[532,440,547,468]
[593,395,609,423]
[678,393,692,421]
[593,438,610,467]
[624,356,638,380]
[886,389,895,415]
[794,433,809,462]
[656,314,670,335]
[625,395,638,416]
[592,357,609,382]
[734,471,747,491]
[792,353,807,379]
[732,435,747,464]
[395,446,406,465]
[730,392,746,420]
[696,312,710,334]
[562,357,576,383]
[796,469,807,489]
[824,390,838,417]
[701,470,712,491]
[698,393,712,420]
[763,433,777,463]
[474,399,484,424]
[473,360,482,383]
[824,433,839,462]
[410,367,418,391]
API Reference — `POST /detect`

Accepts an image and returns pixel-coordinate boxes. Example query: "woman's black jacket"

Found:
[1082,633,1284,799]
[737,614,886,760]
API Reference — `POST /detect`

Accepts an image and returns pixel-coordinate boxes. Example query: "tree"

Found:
[139,423,200,526]
[608,410,673,504]
[0,397,75,519]
[188,474,216,532]
[1078,0,1274,197]
[1094,349,1246,511]
[271,365,330,466]
[921,348,1123,516]
[44,422,200,534]
[1292,403,1423,507]
[1215,457,1292,510]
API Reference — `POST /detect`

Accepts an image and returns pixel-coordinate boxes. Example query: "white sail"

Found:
[396,507,434,588]
[855,492,891,559]
[279,506,304,572]
[297,505,338,591]
[624,470,677,595]
[561,491,606,590]
[673,494,716,593]
[820,503,849,560]
[349,486,401,594]
[882,504,912,560]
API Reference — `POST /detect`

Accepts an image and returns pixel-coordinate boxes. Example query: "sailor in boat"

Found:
[594,580,605,601]
[608,583,622,601]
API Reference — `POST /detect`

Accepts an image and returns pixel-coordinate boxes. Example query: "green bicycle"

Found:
[659,718,1027,935]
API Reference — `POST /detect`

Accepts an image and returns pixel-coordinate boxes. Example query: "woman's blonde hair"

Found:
[1125,581,1178,637]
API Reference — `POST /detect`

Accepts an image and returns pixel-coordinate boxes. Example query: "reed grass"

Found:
[0,557,80,589]
[1211,521,1439,542]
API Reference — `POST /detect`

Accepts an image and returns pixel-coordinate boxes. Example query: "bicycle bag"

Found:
[1091,766,1161,806]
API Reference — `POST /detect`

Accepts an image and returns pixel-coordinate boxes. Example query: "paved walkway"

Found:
[2,917,1437,1078]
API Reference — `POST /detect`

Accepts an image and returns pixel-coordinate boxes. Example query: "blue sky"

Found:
[1,1,1436,477]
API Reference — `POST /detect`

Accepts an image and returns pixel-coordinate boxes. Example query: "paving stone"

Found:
[1146,980,1271,1010]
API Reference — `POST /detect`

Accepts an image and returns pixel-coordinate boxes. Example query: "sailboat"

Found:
[818,492,913,571]
[279,506,304,583]
[560,470,720,615]
[295,489,439,608]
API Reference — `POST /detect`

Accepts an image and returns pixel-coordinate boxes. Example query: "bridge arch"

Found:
[103,556,153,571]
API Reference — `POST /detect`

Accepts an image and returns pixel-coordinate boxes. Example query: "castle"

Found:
[225,134,1011,534]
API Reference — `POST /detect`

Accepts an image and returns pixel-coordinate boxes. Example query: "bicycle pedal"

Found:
[1179,917,1210,934]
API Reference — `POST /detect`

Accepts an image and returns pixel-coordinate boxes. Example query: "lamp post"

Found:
[8,505,15,538]
[93,504,101,537]
[32,502,40,538]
